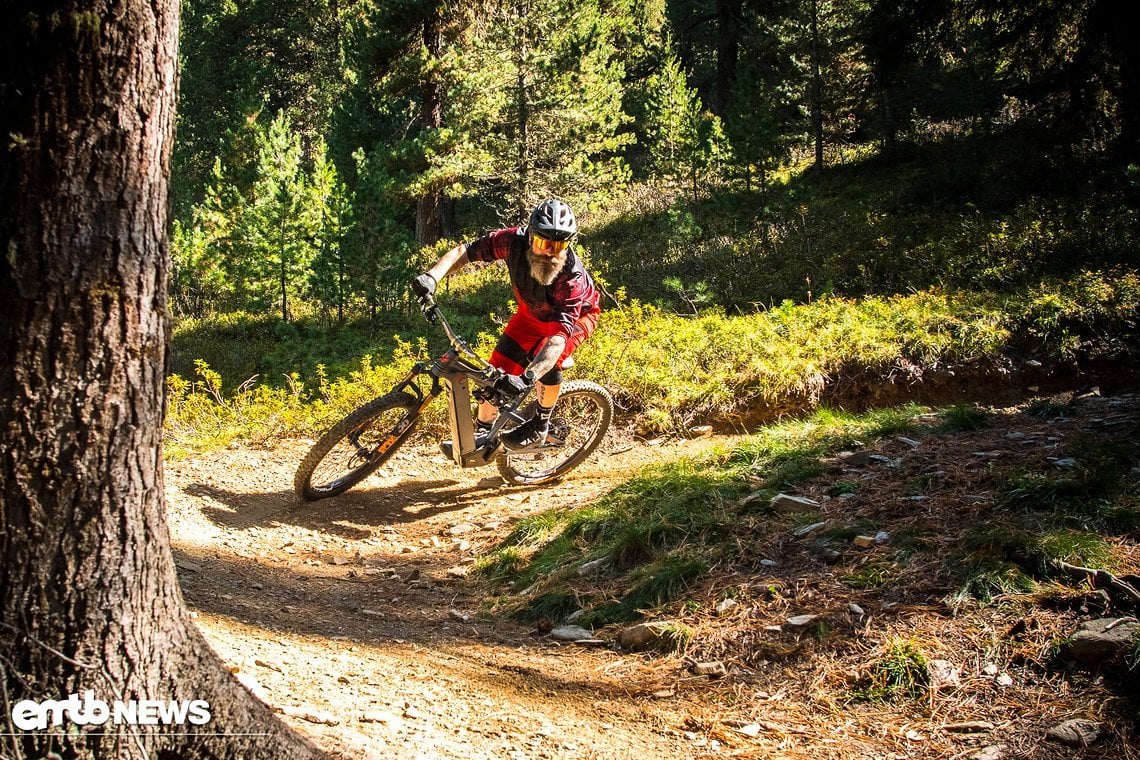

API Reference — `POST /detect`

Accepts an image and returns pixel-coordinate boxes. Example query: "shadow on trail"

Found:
[186,474,546,536]
[172,544,504,646]
[169,529,572,660]
[173,544,658,726]
[169,443,582,651]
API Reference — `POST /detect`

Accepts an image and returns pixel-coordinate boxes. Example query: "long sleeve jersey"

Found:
[464,227,601,341]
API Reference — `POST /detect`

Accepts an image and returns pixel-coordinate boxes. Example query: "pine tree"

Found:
[340,148,418,316]
[644,51,729,198]
[234,112,334,321]
[307,165,355,322]
[723,14,800,189]
[176,0,352,215]
[171,156,250,315]
[332,1,483,247]
[662,0,807,188]
[466,0,635,215]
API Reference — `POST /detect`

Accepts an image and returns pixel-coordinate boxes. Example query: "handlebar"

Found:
[416,291,537,409]
[417,293,491,370]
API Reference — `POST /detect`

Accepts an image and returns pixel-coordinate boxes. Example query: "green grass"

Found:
[828,480,859,496]
[938,403,989,432]
[842,561,895,590]
[518,593,580,624]
[850,638,930,703]
[728,406,923,479]
[1034,531,1114,570]
[1128,634,1140,674]
[164,269,1140,451]
[1025,397,1074,419]
[586,290,1010,434]
[948,524,1118,608]
[486,392,1140,629]
[480,406,938,623]
[479,457,742,595]
[948,557,1037,608]
[998,435,1140,532]
[619,553,708,615]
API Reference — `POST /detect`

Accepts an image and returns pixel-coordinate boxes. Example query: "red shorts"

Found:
[489,306,600,376]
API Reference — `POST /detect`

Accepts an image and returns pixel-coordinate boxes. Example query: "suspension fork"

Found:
[350,366,439,461]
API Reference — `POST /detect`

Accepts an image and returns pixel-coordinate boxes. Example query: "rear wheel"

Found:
[497,380,613,486]
[294,391,420,501]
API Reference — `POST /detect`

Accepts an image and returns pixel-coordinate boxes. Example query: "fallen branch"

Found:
[1049,560,1140,606]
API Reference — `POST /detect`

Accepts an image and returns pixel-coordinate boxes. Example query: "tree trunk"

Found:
[280,207,290,322]
[337,248,345,325]
[809,0,825,172]
[516,0,531,213]
[0,3,323,758]
[714,0,742,117]
[415,10,445,247]
[440,196,457,239]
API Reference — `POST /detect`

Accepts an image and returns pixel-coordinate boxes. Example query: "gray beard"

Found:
[527,249,567,286]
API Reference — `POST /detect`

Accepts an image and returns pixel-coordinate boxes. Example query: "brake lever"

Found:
[419,297,438,323]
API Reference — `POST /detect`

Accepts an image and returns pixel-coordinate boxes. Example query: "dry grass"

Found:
[499,392,1140,757]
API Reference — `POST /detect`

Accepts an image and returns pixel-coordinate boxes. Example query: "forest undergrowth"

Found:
[165,267,1140,459]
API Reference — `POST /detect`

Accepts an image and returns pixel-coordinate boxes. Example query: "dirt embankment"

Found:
[728,351,1140,432]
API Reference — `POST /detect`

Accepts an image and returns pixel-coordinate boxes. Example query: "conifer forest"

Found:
[171,0,1139,322]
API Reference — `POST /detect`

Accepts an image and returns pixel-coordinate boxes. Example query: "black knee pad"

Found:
[538,367,562,386]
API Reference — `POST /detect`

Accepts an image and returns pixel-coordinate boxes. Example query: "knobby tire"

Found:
[294,391,420,501]
[497,380,613,486]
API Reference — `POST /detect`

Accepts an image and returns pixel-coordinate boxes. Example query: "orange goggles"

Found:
[531,235,570,255]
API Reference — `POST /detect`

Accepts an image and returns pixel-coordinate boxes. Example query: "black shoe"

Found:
[501,417,550,451]
[439,433,491,461]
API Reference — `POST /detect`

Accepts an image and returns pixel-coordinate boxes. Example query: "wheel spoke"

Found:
[301,399,417,496]
[503,389,607,481]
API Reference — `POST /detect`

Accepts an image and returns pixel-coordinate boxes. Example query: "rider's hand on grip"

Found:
[411,273,436,299]
[493,372,530,400]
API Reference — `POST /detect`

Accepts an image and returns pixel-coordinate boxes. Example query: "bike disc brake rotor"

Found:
[310,412,404,490]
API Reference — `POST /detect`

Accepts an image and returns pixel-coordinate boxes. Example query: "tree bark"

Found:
[809,0,825,172]
[714,0,743,117]
[415,9,445,247]
[515,0,531,213]
[0,2,323,757]
[280,205,290,322]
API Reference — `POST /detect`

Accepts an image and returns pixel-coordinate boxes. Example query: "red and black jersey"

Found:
[464,227,601,342]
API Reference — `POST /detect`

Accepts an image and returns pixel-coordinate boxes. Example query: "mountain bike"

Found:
[294,293,613,500]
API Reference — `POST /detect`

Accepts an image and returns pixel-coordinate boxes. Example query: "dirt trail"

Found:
[166,434,740,759]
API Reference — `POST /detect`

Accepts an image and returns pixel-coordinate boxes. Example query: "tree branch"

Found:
[1050,560,1140,606]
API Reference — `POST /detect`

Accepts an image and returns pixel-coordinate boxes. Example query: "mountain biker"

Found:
[411,198,601,452]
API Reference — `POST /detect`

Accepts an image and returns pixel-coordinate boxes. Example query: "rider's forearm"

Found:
[427,244,469,282]
[526,334,567,381]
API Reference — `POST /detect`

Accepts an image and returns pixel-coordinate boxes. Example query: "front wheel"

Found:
[497,380,613,486]
[294,391,420,501]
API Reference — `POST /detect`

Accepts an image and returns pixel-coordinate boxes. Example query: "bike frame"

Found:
[385,296,531,468]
